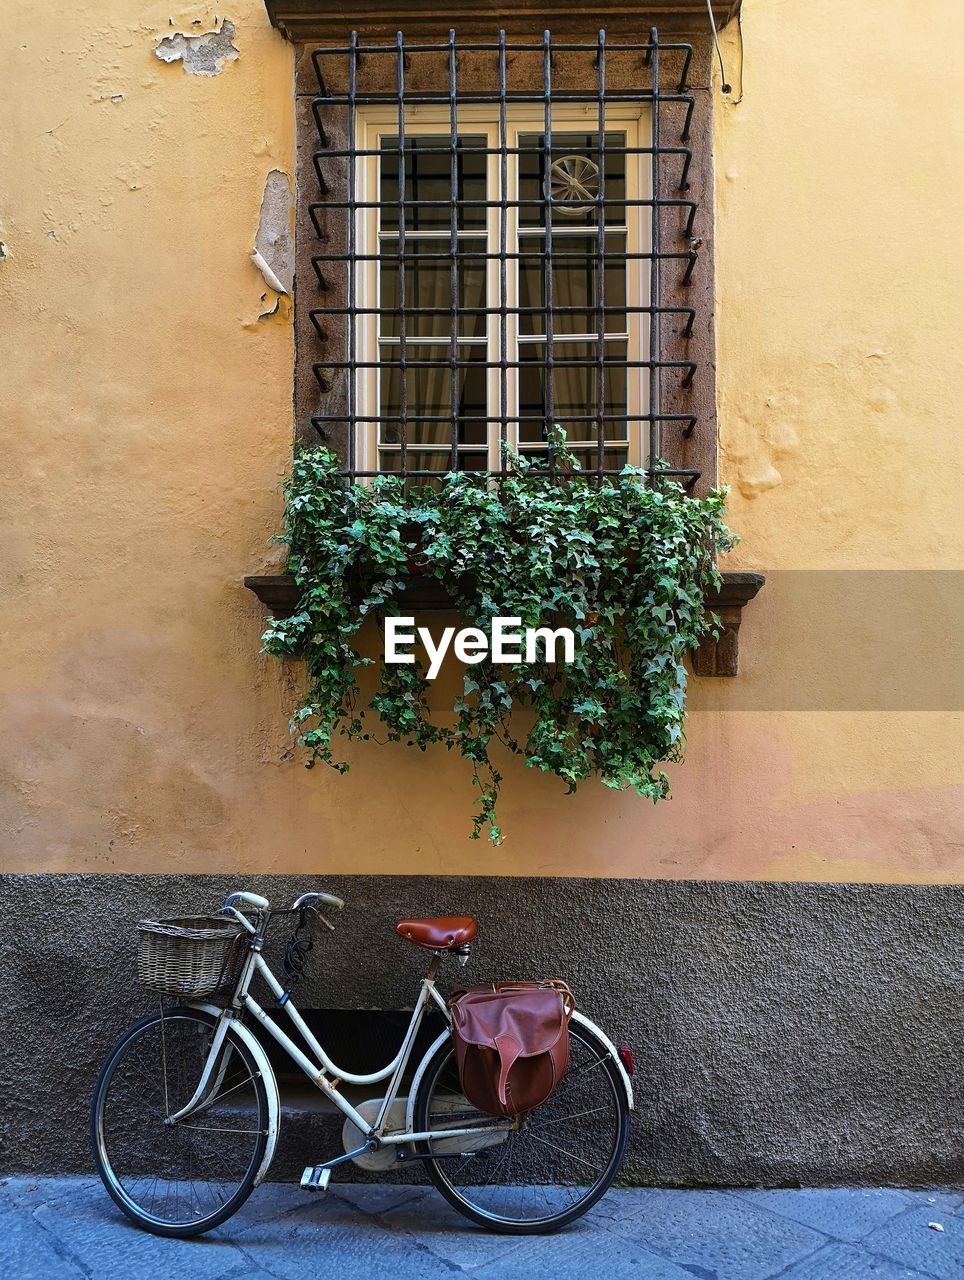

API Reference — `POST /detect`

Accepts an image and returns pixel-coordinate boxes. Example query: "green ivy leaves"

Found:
[264,444,734,844]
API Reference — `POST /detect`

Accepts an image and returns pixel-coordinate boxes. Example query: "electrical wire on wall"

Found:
[706,0,745,104]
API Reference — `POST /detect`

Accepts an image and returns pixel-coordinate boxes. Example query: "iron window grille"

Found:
[307,27,701,487]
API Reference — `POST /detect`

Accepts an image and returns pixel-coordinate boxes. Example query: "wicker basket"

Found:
[136,916,247,998]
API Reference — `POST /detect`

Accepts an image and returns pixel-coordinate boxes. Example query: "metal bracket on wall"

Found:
[243,570,765,675]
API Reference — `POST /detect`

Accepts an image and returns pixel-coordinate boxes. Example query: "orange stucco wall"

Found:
[2,0,962,880]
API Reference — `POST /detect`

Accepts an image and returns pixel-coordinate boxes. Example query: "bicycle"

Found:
[91,889,633,1237]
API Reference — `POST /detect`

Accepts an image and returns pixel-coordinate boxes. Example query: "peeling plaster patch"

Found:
[251,250,286,295]
[251,169,292,317]
[253,169,293,294]
[154,18,238,76]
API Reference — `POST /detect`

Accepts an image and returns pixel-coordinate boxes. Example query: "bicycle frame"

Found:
[169,917,513,1155]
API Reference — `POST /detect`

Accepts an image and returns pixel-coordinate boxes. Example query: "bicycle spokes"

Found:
[94,1010,268,1232]
[418,1024,629,1229]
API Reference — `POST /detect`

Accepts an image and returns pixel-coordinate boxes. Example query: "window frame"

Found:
[353,101,652,475]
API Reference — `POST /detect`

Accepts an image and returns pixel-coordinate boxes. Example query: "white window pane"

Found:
[518,342,629,443]
[380,135,488,231]
[519,233,627,336]
[518,131,627,227]
[381,237,486,339]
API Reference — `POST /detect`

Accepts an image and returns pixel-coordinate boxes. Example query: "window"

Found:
[354,110,649,474]
[306,31,704,488]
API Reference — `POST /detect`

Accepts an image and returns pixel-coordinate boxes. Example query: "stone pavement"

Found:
[2,1176,962,1280]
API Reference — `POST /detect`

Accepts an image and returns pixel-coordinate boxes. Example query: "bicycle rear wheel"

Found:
[413,1021,630,1233]
[91,1006,269,1237]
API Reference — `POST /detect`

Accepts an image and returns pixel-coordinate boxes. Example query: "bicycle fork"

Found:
[158,1013,230,1124]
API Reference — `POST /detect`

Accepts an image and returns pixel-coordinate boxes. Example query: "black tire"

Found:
[413,1021,630,1233]
[91,1006,270,1237]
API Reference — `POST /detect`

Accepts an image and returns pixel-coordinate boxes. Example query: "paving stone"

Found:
[728,1187,914,1242]
[217,1262,281,1280]
[470,1226,702,1279]
[229,1192,371,1244]
[5,1206,87,1279]
[231,1180,353,1233]
[7,1177,963,1279]
[776,1241,936,1279]
[609,1188,827,1280]
[377,1191,531,1269]
[898,1191,964,1214]
[862,1206,964,1280]
[31,1185,248,1280]
[328,1180,431,1217]
[233,1181,426,1240]
[588,1186,677,1227]
[0,1175,101,1213]
[230,1215,457,1279]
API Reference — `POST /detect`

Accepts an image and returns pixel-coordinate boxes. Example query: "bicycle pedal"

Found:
[300,1165,332,1193]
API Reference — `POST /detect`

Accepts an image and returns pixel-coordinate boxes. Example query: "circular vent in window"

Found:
[549,155,600,216]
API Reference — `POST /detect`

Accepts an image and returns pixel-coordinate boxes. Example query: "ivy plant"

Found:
[263,442,734,843]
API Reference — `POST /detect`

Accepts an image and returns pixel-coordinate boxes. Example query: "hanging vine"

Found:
[263,442,735,843]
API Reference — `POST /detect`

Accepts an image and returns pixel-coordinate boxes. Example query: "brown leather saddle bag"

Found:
[448,980,575,1117]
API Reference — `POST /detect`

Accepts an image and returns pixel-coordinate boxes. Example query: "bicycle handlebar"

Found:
[219,889,345,916]
[223,890,269,912]
[292,891,345,913]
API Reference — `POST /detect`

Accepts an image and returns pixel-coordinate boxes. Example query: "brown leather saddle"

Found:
[395,916,477,951]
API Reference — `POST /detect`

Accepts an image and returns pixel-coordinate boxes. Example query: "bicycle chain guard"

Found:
[341,1098,408,1170]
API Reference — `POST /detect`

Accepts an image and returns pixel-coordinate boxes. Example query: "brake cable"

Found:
[281,908,314,985]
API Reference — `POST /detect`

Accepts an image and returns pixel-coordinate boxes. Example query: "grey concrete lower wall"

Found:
[1,873,961,1187]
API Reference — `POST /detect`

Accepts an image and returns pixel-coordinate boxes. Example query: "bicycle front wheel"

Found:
[91,1006,270,1237]
[413,1020,630,1233]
